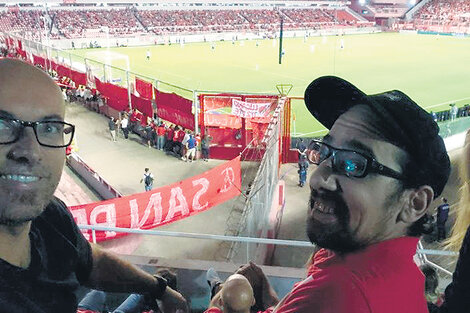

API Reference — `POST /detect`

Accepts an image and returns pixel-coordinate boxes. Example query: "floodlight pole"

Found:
[193,90,199,135]
[278,16,284,65]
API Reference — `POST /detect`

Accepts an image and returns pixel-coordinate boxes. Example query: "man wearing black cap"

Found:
[234,76,450,313]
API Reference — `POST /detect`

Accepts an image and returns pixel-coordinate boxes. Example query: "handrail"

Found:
[418,241,454,277]
[79,225,458,257]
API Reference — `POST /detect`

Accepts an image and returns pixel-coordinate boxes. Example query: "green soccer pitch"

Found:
[68,32,470,136]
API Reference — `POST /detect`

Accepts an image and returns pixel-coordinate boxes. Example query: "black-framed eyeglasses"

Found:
[0,117,75,148]
[309,140,405,180]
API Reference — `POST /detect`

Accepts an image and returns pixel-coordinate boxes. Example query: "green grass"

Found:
[65,32,470,136]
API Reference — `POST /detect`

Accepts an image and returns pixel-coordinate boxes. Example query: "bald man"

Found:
[0,59,187,313]
[206,274,255,313]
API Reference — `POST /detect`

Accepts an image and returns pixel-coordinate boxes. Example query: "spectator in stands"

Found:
[201,134,212,162]
[214,76,450,312]
[0,59,187,312]
[438,129,470,312]
[420,264,444,312]
[205,274,255,313]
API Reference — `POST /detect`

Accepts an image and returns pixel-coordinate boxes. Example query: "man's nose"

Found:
[6,127,41,163]
[309,157,339,191]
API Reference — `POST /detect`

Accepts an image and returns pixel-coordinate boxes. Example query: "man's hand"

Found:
[236,261,279,310]
[159,287,189,313]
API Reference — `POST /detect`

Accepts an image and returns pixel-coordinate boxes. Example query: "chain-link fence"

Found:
[227,98,286,263]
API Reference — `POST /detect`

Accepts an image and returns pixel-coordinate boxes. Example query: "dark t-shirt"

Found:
[437,203,450,223]
[108,120,116,131]
[0,197,93,313]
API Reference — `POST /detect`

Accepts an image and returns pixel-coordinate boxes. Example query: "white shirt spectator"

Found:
[121,117,128,129]
[182,132,190,146]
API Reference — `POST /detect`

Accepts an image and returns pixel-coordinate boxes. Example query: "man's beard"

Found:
[306,189,366,254]
[0,188,51,226]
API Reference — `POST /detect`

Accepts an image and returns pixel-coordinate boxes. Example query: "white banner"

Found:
[231,99,271,118]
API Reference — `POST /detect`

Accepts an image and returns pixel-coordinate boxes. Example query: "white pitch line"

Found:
[425,97,470,110]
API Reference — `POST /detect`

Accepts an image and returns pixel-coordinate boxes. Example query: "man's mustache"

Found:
[309,189,349,220]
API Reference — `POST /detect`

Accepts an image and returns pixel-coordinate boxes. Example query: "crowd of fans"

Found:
[52,8,145,39]
[0,10,45,32]
[0,7,362,39]
[414,0,470,28]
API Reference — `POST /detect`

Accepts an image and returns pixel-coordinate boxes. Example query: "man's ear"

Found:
[399,185,434,223]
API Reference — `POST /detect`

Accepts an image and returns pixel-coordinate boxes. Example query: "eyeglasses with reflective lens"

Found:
[0,117,75,148]
[309,140,405,180]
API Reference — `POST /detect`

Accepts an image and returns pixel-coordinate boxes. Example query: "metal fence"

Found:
[14,34,195,102]
[226,98,286,263]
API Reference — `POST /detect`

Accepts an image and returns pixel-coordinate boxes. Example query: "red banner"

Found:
[97,81,129,111]
[135,77,153,100]
[155,89,194,130]
[70,69,87,86]
[69,157,241,241]
[131,94,153,119]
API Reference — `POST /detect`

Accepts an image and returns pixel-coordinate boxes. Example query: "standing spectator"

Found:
[298,158,309,187]
[201,134,212,162]
[431,111,438,122]
[144,121,154,148]
[108,117,117,142]
[165,124,175,151]
[121,114,129,139]
[450,104,458,121]
[184,133,197,162]
[171,126,180,155]
[140,168,154,191]
[195,133,202,160]
[436,197,450,241]
[296,138,307,162]
[156,122,166,150]
[176,127,186,157]
[181,130,191,160]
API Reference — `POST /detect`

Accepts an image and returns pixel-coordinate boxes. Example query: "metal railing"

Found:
[80,225,458,257]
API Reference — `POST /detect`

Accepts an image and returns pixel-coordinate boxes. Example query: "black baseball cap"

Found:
[304,76,450,198]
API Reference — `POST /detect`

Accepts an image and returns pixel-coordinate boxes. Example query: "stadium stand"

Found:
[53,8,145,39]
[0,6,366,39]
[0,10,45,32]
[413,0,470,29]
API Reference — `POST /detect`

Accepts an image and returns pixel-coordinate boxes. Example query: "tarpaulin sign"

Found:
[70,157,241,241]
